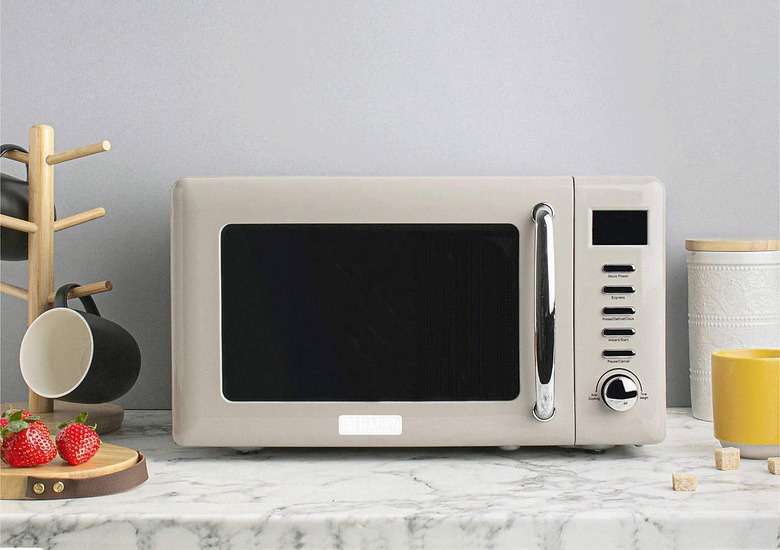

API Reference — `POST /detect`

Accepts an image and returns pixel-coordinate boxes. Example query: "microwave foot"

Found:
[499,445,520,451]
[563,445,615,453]
[235,448,264,454]
[580,445,614,454]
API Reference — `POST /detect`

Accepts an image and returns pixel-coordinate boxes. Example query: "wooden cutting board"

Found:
[1,439,146,500]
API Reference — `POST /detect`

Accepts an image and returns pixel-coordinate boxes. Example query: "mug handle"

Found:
[0,144,30,182]
[54,283,101,316]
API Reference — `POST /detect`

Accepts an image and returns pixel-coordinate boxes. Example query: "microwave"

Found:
[171,177,666,448]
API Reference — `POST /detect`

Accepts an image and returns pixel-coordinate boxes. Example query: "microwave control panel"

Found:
[572,177,666,445]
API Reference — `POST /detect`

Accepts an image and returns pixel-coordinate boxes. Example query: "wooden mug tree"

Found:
[1,124,123,433]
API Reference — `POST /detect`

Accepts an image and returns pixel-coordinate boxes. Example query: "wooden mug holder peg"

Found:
[1,124,123,434]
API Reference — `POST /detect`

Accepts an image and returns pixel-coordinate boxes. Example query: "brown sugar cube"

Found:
[715,447,740,470]
[672,473,697,491]
[768,457,780,475]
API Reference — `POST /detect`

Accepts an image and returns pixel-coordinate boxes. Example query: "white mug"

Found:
[20,284,141,403]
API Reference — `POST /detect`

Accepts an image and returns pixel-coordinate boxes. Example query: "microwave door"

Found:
[219,223,521,403]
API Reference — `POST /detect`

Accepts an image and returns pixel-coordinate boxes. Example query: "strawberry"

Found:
[0,410,57,467]
[2,408,33,419]
[1,408,50,437]
[1,408,31,431]
[56,413,100,466]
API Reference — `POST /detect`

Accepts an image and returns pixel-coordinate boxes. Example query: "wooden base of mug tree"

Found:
[0,124,124,434]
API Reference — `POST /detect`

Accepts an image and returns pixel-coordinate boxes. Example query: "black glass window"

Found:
[221,224,519,401]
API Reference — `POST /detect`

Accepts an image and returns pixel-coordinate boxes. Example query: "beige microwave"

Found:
[171,177,666,449]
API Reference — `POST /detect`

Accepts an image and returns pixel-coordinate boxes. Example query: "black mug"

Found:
[20,284,141,404]
[1,143,57,261]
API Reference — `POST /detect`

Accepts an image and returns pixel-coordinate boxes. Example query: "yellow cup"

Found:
[711,349,780,459]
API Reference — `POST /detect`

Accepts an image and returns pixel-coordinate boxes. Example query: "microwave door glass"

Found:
[220,224,520,402]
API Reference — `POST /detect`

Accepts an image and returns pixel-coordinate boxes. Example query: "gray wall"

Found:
[1,1,778,409]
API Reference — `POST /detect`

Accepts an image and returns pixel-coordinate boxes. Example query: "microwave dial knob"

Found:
[602,375,639,412]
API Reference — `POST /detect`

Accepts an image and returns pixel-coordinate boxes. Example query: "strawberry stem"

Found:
[0,414,39,438]
[58,412,94,430]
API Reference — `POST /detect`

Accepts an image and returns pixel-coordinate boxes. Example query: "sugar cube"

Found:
[715,447,740,470]
[672,473,697,491]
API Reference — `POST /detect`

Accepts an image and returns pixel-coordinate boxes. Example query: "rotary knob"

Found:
[601,375,639,412]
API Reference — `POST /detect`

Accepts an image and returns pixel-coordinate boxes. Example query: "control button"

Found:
[602,306,636,316]
[602,349,636,358]
[602,375,639,411]
[603,285,636,294]
[602,264,636,273]
[602,328,636,337]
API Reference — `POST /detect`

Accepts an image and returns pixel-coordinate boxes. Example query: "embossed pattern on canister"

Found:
[686,240,780,421]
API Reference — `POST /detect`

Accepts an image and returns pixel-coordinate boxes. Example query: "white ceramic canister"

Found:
[686,239,780,421]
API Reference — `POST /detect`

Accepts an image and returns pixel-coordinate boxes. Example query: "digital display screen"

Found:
[592,210,648,246]
[221,224,520,402]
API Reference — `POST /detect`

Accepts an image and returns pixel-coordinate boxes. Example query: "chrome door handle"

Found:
[532,203,556,422]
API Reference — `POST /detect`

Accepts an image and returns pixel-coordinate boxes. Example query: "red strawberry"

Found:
[1,409,50,437]
[1,408,29,429]
[0,411,57,467]
[2,408,33,419]
[56,413,100,465]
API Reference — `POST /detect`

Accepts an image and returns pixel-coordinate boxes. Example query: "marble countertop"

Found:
[1,409,778,549]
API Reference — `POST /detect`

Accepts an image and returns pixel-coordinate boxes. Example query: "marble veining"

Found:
[1,409,778,549]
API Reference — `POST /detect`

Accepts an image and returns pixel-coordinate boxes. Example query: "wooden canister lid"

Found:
[685,239,780,252]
